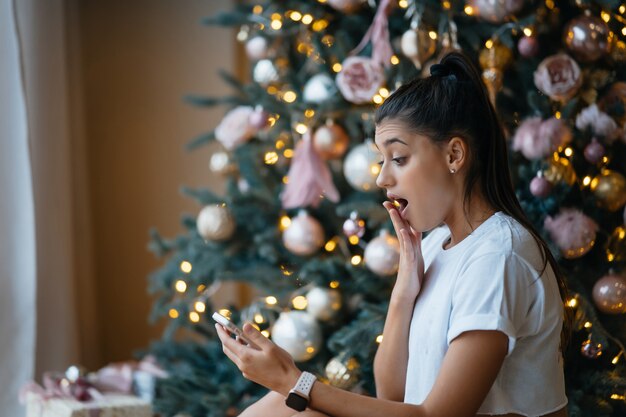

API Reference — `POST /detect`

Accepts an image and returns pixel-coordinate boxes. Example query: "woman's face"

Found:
[374,119,457,232]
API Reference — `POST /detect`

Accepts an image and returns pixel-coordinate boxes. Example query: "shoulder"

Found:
[464,212,546,274]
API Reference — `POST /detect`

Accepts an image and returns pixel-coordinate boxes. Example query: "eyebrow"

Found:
[382,138,408,147]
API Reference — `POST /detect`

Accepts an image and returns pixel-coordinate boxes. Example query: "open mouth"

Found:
[393,198,409,219]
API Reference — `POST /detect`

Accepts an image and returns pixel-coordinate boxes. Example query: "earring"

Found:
[450,168,456,174]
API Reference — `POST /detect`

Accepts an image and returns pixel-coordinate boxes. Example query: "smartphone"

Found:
[212,312,252,345]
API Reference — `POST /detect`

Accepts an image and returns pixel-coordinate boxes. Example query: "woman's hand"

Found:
[382,201,424,304]
[216,322,302,396]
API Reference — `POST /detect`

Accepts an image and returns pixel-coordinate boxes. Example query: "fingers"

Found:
[383,201,408,250]
[399,228,415,262]
[216,324,246,356]
[242,323,270,350]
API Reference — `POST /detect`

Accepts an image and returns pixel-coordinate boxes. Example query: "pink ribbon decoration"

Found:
[93,355,169,393]
[281,131,340,209]
[351,0,394,68]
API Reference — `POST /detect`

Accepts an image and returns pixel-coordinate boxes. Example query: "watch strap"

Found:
[291,371,316,398]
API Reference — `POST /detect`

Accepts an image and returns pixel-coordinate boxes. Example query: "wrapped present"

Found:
[20,368,152,417]
[24,392,152,417]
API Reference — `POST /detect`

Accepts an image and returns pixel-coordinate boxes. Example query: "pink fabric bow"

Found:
[281,132,340,209]
[351,0,394,68]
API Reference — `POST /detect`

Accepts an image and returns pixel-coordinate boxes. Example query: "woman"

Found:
[216,51,569,417]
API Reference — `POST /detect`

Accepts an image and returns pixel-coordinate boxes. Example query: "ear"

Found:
[446,137,467,172]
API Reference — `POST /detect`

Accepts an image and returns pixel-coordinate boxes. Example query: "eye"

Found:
[392,157,406,165]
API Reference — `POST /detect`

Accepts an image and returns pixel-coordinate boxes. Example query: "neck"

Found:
[443,192,495,250]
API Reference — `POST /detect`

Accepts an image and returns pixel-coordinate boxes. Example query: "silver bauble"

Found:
[271,311,322,361]
[282,211,325,256]
[343,140,380,192]
[196,205,236,241]
[303,73,337,103]
[306,287,341,321]
[364,230,400,276]
[325,354,360,389]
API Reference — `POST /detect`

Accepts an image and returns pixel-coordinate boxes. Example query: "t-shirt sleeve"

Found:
[447,251,532,356]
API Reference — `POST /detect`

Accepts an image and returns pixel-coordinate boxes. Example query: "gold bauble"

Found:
[479,42,513,105]
[590,170,626,212]
[606,226,626,263]
[313,121,350,160]
[543,157,577,186]
[196,205,236,241]
[479,42,513,71]
[325,355,360,390]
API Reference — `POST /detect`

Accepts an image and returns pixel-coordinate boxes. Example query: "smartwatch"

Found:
[285,371,316,412]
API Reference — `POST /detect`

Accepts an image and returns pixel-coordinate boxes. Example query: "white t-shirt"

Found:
[404,212,567,416]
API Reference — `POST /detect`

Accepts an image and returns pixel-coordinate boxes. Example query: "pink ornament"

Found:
[592,273,626,314]
[336,56,385,104]
[512,117,572,160]
[342,211,365,238]
[544,208,598,259]
[249,106,270,129]
[282,211,325,256]
[584,139,605,164]
[215,106,258,150]
[563,14,611,63]
[534,54,582,102]
[530,175,552,198]
[517,35,539,58]
[281,132,340,209]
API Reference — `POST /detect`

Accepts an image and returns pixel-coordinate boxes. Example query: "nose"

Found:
[375,162,394,189]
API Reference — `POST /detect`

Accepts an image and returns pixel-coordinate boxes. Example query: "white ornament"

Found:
[283,211,325,256]
[364,230,400,276]
[253,59,279,86]
[209,151,235,175]
[306,287,341,321]
[271,311,322,361]
[303,73,337,103]
[343,140,381,192]
[196,205,236,241]
[400,24,437,70]
[245,36,269,61]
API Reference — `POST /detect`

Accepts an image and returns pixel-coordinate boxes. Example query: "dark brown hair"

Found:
[375,51,571,350]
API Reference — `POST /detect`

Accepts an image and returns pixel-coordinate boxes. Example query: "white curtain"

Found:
[0,0,37,415]
[1,0,80,414]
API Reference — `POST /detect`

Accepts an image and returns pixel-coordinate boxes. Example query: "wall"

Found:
[69,0,237,368]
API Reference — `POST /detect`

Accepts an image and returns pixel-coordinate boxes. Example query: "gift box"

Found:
[24,392,152,417]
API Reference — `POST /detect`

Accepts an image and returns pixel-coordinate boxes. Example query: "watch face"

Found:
[286,392,308,411]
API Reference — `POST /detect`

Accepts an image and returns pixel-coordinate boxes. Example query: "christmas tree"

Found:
[145,1,626,416]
